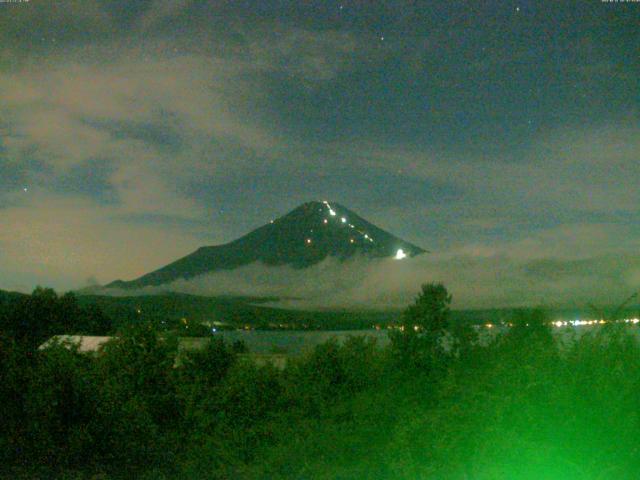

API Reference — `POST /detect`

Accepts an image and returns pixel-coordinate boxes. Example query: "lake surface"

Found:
[204,322,640,354]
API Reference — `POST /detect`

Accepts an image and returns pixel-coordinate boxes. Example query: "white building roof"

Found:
[39,335,112,353]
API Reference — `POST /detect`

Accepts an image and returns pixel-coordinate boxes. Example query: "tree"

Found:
[89,323,179,471]
[9,287,64,346]
[403,282,452,334]
[390,282,452,371]
[80,303,112,335]
[22,341,97,467]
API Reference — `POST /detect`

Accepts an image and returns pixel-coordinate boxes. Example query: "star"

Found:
[22,187,28,192]
[515,6,520,12]
[380,36,385,41]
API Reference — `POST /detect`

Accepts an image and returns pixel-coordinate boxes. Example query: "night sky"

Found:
[0,1,638,306]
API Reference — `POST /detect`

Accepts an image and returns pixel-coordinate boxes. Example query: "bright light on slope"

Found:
[323,200,337,216]
[394,248,407,260]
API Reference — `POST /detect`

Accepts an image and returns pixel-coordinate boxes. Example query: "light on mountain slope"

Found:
[395,249,407,260]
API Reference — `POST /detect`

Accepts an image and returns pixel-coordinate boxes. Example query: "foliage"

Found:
[389,282,454,372]
[2,286,640,478]
[0,287,113,347]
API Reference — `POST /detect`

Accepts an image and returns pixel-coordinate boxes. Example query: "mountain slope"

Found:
[107,201,426,289]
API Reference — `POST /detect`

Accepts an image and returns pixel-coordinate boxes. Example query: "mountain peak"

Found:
[107,200,426,289]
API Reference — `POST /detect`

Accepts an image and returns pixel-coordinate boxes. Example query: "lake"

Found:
[200,320,640,354]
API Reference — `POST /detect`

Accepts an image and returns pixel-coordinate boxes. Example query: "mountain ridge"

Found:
[107,200,426,289]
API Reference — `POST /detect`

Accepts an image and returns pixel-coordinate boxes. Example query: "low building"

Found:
[39,335,111,353]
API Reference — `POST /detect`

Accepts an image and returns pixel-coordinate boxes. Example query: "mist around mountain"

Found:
[77,201,640,312]
[106,201,425,290]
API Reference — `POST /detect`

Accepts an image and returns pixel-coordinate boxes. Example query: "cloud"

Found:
[0,23,360,199]
[0,192,203,291]
[0,54,271,166]
[0,1,636,302]
[0,49,281,229]
[244,27,361,84]
[136,0,195,32]
[0,0,112,41]
[0,7,378,292]
[346,120,640,242]
[0,20,376,282]
[99,222,640,310]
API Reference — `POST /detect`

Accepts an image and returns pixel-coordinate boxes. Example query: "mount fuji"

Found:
[107,201,426,290]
